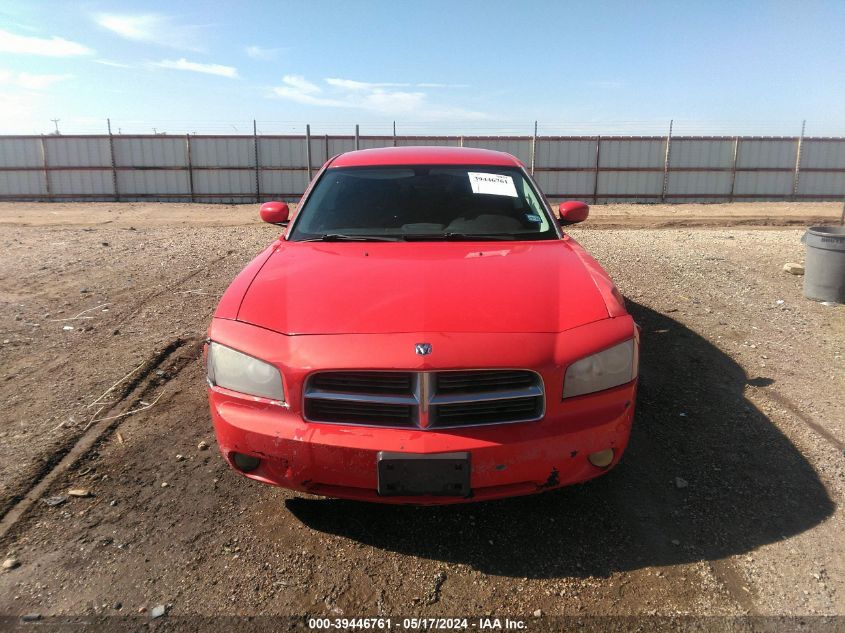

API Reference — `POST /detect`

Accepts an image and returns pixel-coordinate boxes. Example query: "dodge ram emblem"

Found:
[415,343,432,356]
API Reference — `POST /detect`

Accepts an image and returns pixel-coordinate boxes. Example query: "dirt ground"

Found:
[0,202,843,629]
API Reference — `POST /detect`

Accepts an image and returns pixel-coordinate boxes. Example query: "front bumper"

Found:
[207,317,638,505]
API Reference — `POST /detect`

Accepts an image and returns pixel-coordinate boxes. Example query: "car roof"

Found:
[329,145,524,168]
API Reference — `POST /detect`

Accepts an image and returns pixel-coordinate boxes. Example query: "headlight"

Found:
[207,342,285,402]
[563,339,638,398]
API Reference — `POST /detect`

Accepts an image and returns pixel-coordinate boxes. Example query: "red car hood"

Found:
[236,240,610,335]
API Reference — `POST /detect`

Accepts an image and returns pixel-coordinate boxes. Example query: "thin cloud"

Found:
[93,58,133,68]
[282,74,321,94]
[245,45,282,60]
[272,75,348,107]
[326,78,468,91]
[362,89,426,113]
[0,69,73,90]
[271,90,349,107]
[325,78,410,91]
[269,74,489,120]
[417,82,470,89]
[94,13,205,51]
[0,28,92,56]
[153,58,238,78]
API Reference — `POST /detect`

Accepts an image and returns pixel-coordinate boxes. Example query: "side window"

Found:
[520,177,550,231]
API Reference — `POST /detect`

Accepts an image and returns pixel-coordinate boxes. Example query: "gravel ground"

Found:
[0,202,842,628]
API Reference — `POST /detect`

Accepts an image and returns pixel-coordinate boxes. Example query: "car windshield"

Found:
[288,165,558,241]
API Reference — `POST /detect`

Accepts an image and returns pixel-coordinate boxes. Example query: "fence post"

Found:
[661,119,673,202]
[253,120,261,203]
[792,119,806,200]
[392,121,397,147]
[325,134,329,164]
[530,120,538,176]
[39,135,51,201]
[107,118,119,202]
[355,124,359,150]
[729,137,740,202]
[305,124,312,181]
[185,134,195,203]
[593,135,602,203]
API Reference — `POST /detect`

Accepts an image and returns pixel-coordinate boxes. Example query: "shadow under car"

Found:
[285,301,834,579]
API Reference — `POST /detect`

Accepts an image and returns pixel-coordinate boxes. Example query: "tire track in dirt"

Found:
[748,388,845,453]
[109,251,234,331]
[0,336,203,545]
[0,249,230,391]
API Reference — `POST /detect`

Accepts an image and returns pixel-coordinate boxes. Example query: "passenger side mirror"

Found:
[259,201,290,225]
[558,201,589,226]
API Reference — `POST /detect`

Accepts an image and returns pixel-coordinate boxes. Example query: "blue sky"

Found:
[0,0,843,135]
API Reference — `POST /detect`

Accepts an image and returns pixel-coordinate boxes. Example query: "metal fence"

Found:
[1,131,844,203]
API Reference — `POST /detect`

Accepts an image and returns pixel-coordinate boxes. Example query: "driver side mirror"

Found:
[558,201,589,226]
[259,201,290,225]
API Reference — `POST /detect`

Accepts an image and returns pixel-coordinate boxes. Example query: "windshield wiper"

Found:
[402,232,517,241]
[299,234,401,242]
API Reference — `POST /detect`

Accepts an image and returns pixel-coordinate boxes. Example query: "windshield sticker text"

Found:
[468,172,518,197]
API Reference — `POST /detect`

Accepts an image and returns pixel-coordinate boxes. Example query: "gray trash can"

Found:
[802,226,845,303]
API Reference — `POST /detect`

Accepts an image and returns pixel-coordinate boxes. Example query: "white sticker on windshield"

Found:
[468,172,518,197]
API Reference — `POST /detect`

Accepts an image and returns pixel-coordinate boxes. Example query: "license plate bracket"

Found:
[377,451,471,497]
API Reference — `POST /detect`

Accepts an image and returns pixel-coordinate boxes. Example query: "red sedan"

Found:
[206,146,638,504]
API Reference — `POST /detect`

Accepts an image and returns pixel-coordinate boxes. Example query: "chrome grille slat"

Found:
[304,370,544,429]
[428,384,543,405]
[304,388,418,406]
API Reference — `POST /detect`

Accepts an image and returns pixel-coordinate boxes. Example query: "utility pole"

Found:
[50,119,60,135]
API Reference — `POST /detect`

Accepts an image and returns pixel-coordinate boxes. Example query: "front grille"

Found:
[435,370,536,394]
[311,371,414,395]
[304,399,416,427]
[433,396,542,426]
[304,370,544,429]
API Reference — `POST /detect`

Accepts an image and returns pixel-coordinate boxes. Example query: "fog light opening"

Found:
[232,452,261,473]
[588,448,615,468]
